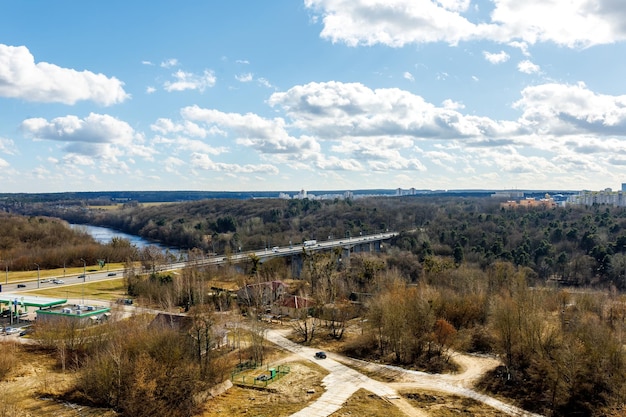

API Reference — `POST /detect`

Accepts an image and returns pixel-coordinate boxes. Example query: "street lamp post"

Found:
[80,258,86,304]
[35,263,40,289]
[80,258,86,282]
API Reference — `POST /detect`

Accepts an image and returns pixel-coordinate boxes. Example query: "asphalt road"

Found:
[6,232,398,292]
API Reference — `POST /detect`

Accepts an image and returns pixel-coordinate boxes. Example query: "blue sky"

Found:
[2,0,626,193]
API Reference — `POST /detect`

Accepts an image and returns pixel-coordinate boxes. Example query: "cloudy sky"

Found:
[1,0,626,193]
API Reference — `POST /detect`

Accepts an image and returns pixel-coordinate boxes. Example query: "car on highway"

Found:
[107,272,117,276]
[52,279,64,284]
[40,279,51,283]
[77,274,86,279]
[315,351,327,359]
[17,284,26,288]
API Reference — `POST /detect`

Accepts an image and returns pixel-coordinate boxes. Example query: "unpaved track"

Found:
[264,328,543,417]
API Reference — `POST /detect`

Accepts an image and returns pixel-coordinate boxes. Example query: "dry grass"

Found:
[23,278,127,301]
[0,343,116,417]
[402,391,508,417]
[329,389,408,417]
[200,361,326,417]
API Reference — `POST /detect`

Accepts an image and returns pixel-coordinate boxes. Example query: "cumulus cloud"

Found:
[181,105,321,156]
[190,152,278,174]
[508,41,530,56]
[21,113,135,144]
[0,44,128,105]
[151,118,209,138]
[442,99,464,110]
[517,60,541,74]
[20,113,155,162]
[483,51,510,64]
[268,81,513,140]
[146,86,156,94]
[513,82,626,135]
[304,0,626,48]
[403,71,415,82]
[151,80,626,183]
[164,70,216,92]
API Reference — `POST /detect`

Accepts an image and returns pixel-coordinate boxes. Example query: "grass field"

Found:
[23,278,127,301]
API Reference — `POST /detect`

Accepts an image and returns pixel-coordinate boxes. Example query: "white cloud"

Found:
[0,157,9,168]
[20,113,155,162]
[304,0,626,48]
[483,50,510,64]
[151,118,209,138]
[146,86,156,94]
[148,80,626,185]
[141,60,154,66]
[508,41,530,56]
[268,81,511,140]
[235,73,253,82]
[315,156,363,171]
[160,58,179,68]
[517,60,541,74]
[513,82,626,137]
[190,152,278,174]
[163,156,185,173]
[164,70,216,92]
[181,105,321,156]
[403,71,414,82]
[0,137,16,155]
[442,99,464,110]
[22,113,135,144]
[0,44,128,105]
[257,78,273,88]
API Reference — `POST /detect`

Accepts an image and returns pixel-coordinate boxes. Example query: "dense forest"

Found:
[7,196,626,289]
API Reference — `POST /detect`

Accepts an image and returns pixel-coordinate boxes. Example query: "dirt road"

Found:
[264,328,543,417]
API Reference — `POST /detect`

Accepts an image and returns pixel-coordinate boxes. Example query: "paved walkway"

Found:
[264,329,423,417]
[264,328,543,417]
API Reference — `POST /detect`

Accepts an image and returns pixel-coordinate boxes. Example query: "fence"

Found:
[231,364,291,388]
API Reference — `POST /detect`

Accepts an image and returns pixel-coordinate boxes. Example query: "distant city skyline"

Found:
[1,1,626,193]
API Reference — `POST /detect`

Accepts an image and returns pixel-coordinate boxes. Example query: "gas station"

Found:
[0,293,67,326]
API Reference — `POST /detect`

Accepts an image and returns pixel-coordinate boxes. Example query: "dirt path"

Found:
[264,328,543,417]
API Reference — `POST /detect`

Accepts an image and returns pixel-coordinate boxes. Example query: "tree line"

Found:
[0,213,136,271]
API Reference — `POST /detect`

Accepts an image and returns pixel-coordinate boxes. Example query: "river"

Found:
[70,224,178,253]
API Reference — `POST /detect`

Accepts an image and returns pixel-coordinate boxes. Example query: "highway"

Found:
[4,231,398,292]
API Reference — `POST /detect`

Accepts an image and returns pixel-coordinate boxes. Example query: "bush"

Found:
[0,342,17,380]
